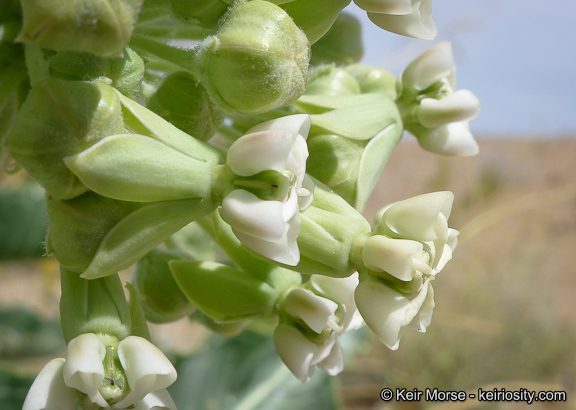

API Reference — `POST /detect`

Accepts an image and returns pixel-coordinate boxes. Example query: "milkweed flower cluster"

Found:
[1,0,480,401]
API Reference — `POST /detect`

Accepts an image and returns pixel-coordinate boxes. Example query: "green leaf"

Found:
[169,331,341,410]
[0,368,35,410]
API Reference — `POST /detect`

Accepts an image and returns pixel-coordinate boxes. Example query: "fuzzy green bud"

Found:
[310,11,363,65]
[345,63,397,98]
[196,0,310,114]
[5,78,124,200]
[133,249,196,324]
[17,0,144,56]
[48,47,145,99]
[305,65,361,97]
[147,71,224,141]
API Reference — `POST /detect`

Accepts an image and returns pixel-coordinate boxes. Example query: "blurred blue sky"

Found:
[346,0,576,137]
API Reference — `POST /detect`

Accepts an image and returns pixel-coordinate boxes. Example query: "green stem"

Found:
[130,34,200,76]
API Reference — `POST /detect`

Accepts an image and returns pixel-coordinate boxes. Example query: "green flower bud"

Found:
[60,268,132,343]
[296,180,371,277]
[17,0,144,56]
[345,63,397,98]
[5,78,124,200]
[310,12,363,65]
[305,65,361,97]
[170,260,286,322]
[190,310,248,336]
[196,0,310,114]
[48,47,145,99]
[133,249,196,324]
[147,71,224,142]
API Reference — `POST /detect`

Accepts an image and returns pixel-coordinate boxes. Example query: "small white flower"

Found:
[356,192,458,349]
[23,333,177,410]
[355,0,437,40]
[273,273,364,382]
[221,114,313,265]
[398,42,480,156]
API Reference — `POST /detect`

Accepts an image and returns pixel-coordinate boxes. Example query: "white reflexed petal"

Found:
[114,336,177,409]
[418,121,479,156]
[418,90,481,128]
[23,358,76,410]
[131,389,177,410]
[63,333,108,408]
[383,191,454,241]
[221,190,287,241]
[246,114,311,140]
[297,174,315,211]
[368,0,437,41]
[362,235,424,281]
[355,277,432,350]
[227,131,294,176]
[285,288,339,334]
[273,324,318,383]
[401,41,454,90]
[310,273,358,307]
[354,0,412,14]
[286,134,309,185]
[408,281,435,332]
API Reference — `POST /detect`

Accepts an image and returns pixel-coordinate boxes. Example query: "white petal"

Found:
[227,131,294,176]
[221,190,288,241]
[362,235,424,281]
[310,273,358,307]
[114,336,177,409]
[382,191,454,241]
[129,389,177,410]
[284,288,339,334]
[246,114,311,140]
[23,358,77,410]
[286,134,309,184]
[273,324,318,383]
[354,0,412,14]
[63,333,108,408]
[355,277,433,350]
[418,90,481,128]
[408,282,435,332]
[368,0,437,41]
[297,174,315,211]
[317,338,344,376]
[401,41,454,90]
[418,121,479,156]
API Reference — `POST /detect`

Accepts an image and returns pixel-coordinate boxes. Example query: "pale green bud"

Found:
[170,260,288,322]
[48,47,145,99]
[5,78,124,200]
[147,71,224,142]
[133,249,196,324]
[305,65,361,96]
[196,0,310,114]
[345,63,396,98]
[310,12,363,65]
[296,180,371,277]
[17,0,144,56]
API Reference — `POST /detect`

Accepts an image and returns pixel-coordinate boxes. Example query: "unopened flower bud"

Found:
[17,0,144,56]
[345,63,397,98]
[5,78,124,200]
[305,65,361,96]
[133,249,196,324]
[48,47,145,99]
[147,71,224,141]
[310,12,363,65]
[196,0,309,114]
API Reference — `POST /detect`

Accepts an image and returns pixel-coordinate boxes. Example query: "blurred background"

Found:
[1,1,575,409]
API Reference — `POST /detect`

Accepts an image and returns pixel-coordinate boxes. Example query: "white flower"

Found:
[273,273,364,383]
[221,114,314,266]
[23,333,177,410]
[355,0,437,40]
[398,42,480,156]
[355,192,458,349]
